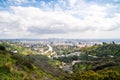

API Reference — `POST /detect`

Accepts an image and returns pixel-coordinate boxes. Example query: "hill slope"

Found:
[0,49,66,80]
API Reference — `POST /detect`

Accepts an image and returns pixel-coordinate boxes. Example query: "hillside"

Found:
[0,47,66,80]
[0,42,120,80]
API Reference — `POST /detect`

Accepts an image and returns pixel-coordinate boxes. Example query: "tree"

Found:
[0,46,6,51]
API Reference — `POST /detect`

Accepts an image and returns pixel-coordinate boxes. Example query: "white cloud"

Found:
[0,0,120,38]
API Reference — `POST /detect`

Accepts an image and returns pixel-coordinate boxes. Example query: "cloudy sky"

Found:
[0,0,120,39]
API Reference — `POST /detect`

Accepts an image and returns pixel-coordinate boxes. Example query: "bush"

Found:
[0,46,6,51]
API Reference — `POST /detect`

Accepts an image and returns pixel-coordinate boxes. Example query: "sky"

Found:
[0,0,120,39]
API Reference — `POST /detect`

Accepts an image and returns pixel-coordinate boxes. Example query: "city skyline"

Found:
[0,0,120,39]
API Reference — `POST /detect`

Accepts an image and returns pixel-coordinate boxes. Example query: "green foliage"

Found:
[0,42,120,80]
[55,55,79,63]
[0,50,66,80]
[0,46,6,51]
[53,45,78,55]
[80,43,120,58]
[65,70,120,80]
[72,43,120,71]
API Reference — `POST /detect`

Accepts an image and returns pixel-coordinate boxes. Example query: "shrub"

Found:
[0,46,6,51]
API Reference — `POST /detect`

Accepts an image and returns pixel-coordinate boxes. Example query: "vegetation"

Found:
[0,46,66,80]
[53,42,120,80]
[54,55,79,63]
[74,43,120,71]
[0,42,120,80]
[65,70,120,80]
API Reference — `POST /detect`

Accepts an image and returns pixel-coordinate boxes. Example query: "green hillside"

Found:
[0,46,66,80]
[67,43,120,80]
[0,42,120,80]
